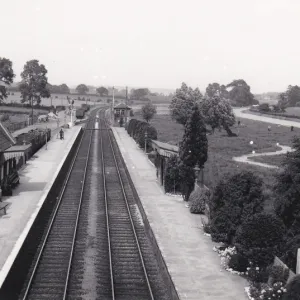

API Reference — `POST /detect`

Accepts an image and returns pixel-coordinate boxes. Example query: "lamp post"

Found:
[45,126,48,150]
[144,131,148,153]
[31,96,34,126]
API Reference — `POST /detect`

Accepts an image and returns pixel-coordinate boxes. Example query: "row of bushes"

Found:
[125,119,157,150]
[0,102,52,111]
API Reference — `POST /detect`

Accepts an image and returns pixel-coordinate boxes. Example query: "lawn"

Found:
[135,112,299,212]
[248,154,287,167]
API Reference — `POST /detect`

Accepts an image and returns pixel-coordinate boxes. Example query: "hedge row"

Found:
[249,108,300,120]
[125,119,157,149]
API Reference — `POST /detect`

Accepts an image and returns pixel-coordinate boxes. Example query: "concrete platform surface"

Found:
[0,125,82,287]
[112,127,248,300]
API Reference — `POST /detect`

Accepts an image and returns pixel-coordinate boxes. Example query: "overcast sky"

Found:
[1,0,300,93]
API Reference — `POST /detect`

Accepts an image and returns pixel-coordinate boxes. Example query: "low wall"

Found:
[0,128,83,300]
[111,129,180,300]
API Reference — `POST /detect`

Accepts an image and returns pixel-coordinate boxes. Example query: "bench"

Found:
[0,203,9,215]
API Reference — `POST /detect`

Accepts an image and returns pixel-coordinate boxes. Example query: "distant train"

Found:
[76,104,90,119]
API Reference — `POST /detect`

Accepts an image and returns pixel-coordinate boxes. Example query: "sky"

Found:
[1,0,300,93]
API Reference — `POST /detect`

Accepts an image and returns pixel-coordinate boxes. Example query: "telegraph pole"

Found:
[126,86,128,106]
[112,86,115,125]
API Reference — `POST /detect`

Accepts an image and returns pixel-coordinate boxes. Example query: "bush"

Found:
[210,171,264,244]
[228,253,249,272]
[283,275,300,300]
[296,102,300,107]
[246,262,269,283]
[280,234,300,273]
[189,186,210,214]
[267,265,289,286]
[259,103,271,112]
[164,155,181,194]
[260,282,286,300]
[235,213,286,267]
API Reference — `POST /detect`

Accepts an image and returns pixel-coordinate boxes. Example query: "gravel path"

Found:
[232,144,294,169]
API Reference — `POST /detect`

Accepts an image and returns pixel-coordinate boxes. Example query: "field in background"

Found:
[134,112,299,212]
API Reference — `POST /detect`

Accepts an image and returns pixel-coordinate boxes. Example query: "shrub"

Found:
[260,282,286,300]
[189,187,210,214]
[259,103,271,112]
[282,275,300,300]
[136,123,157,149]
[210,208,236,243]
[228,253,249,272]
[296,102,300,107]
[210,171,264,244]
[280,234,300,273]
[235,213,286,267]
[164,155,181,194]
[246,262,269,283]
[267,265,289,286]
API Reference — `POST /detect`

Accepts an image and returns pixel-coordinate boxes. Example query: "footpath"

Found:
[0,124,82,287]
[112,127,248,300]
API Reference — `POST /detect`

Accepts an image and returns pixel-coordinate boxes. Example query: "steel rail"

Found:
[22,112,97,300]
[103,117,155,300]
[99,114,116,300]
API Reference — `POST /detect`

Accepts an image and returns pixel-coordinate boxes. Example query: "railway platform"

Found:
[0,124,82,288]
[112,127,248,300]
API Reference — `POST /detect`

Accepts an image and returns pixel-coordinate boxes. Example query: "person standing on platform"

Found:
[60,129,64,140]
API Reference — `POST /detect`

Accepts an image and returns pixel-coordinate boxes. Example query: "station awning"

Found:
[3,151,24,161]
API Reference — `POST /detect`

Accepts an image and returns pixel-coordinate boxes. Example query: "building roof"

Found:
[114,103,131,110]
[151,140,178,157]
[0,122,16,152]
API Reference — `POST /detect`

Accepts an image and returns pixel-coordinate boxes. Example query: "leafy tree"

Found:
[205,82,229,99]
[141,102,157,122]
[169,82,202,126]
[226,79,257,106]
[200,95,236,136]
[60,83,70,94]
[0,57,15,102]
[278,92,289,112]
[274,137,300,228]
[19,60,50,105]
[96,86,108,96]
[286,85,300,107]
[164,155,181,194]
[235,213,286,267]
[130,88,150,99]
[76,84,89,95]
[282,274,300,300]
[210,171,264,244]
[178,105,207,201]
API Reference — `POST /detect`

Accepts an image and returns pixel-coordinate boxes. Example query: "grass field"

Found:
[248,154,287,166]
[134,112,299,212]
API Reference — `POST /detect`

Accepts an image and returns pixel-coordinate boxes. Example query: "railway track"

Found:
[19,109,172,300]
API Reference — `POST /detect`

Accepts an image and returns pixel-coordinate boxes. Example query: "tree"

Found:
[281,234,300,273]
[169,82,202,126]
[130,88,150,100]
[199,95,236,136]
[96,86,108,96]
[141,102,157,122]
[274,137,300,228]
[60,83,70,94]
[76,84,89,95]
[210,171,264,244]
[278,92,289,112]
[19,60,50,105]
[235,213,286,267]
[0,57,15,102]
[286,85,300,107]
[178,105,208,201]
[226,79,257,106]
[205,83,229,99]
